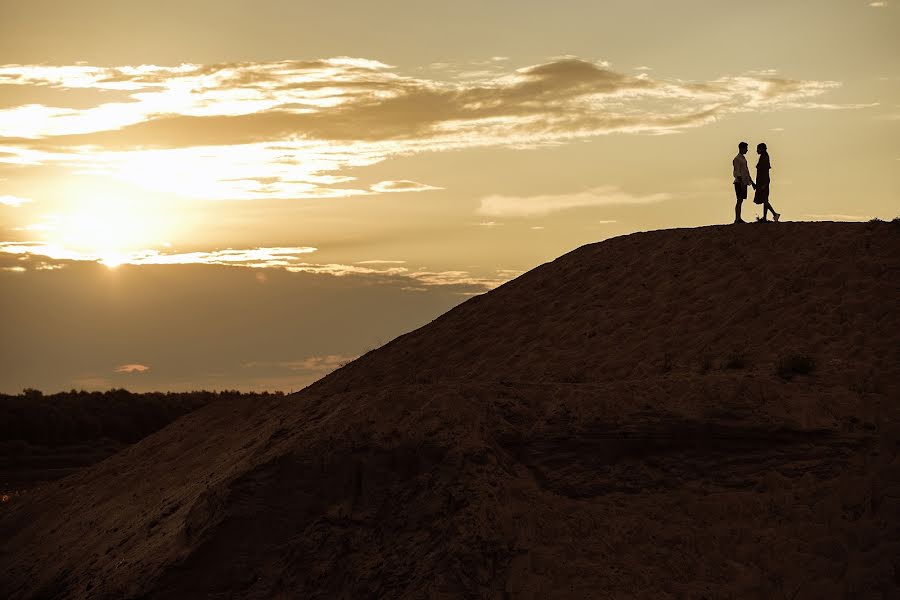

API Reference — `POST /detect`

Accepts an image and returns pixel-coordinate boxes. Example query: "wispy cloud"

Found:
[114,363,150,373]
[406,269,518,289]
[129,247,319,268]
[477,185,670,217]
[868,2,887,7]
[243,354,354,372]
[0,242,515,292]
[0,195,32,207]
[355,259,406,265]
[370,180,442,193]
[0,242,318,268]
[0,57,854,201]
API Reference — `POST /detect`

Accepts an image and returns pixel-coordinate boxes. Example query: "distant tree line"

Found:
[0,388,285,446]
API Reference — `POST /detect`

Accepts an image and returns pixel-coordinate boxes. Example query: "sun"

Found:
[41,193,172,268]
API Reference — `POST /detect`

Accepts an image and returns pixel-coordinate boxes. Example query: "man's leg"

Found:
[733,184,745,223]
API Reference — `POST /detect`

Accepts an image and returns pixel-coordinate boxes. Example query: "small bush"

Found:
[562,366,586,384]
[850,370,881,394]
[777,353,815,380]
[661,352,674,373]
[723,352,746,370]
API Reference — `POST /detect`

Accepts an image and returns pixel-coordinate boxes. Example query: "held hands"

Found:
[751,182,757,190]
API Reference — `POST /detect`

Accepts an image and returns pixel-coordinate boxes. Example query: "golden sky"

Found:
[1,1,898,392]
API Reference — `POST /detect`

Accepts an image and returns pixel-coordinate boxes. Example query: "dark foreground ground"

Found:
[0,390,282,501]
[1,221,898,599]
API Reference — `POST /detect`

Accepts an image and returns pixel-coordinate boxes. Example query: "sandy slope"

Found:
[1,221,898,599]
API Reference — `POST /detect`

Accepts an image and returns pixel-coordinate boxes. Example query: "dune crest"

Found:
[2,221,899,599]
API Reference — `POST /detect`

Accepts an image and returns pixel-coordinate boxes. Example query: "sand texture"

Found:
[1,221,899,599]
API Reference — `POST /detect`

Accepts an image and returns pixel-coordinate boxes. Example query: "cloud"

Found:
[127,247,319,268]
[868,2,887,7]
[0,57,853,201]
[0,242,515,293]
[244,354,354,372]
[115,363,150,373]
[285,263,408,277]
[477,185,671,217]
[355,259,406,264]
[0,195,32,207]
[407,269,517,290]
[370,180,442,193]
[0,242,318,269]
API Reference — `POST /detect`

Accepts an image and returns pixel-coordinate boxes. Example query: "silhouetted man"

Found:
[732,141,756,224]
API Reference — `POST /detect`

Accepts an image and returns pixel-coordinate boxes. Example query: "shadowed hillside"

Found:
[1,221,898,599]
[0,390,283,499]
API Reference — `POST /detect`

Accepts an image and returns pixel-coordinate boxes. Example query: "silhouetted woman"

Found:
[753,143,779,222]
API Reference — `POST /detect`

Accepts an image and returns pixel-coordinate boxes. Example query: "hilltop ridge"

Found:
[2,221,898,599]
[313,221,898,393]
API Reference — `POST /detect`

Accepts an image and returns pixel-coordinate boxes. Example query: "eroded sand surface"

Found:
[2,222,898,599]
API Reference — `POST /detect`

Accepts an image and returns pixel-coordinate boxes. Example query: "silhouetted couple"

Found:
[732,141,779,224]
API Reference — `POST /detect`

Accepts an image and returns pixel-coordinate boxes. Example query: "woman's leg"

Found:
[764,201,779,221]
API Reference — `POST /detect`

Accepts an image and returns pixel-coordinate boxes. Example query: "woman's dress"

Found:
[753,154,771,204]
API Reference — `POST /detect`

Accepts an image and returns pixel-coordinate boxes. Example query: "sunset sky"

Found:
[2,0,898,392]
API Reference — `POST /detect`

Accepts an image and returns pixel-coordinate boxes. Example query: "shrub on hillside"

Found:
[776,353,815,380]
[723,352,747,370]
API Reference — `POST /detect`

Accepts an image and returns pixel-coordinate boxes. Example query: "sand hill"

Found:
[2,221,898,599]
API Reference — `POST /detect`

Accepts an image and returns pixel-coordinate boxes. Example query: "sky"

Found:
[1,0,898,392]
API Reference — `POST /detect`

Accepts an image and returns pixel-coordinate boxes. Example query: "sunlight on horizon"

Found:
[32,192,175,268]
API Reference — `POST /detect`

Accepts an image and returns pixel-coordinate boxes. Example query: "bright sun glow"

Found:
[37,194,171,268]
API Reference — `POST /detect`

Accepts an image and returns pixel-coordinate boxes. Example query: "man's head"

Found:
[738,141,749,155]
